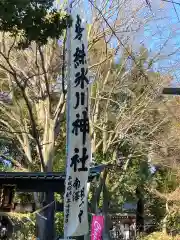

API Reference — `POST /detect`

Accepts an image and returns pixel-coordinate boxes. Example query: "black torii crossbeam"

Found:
[162,87,180,95]
[0,165,104,192]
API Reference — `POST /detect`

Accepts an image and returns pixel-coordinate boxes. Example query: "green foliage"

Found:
[55,212,64,236]
[53,143,66,172]
[0,0,72,48]
[108,157,151,209]
[167,212,180,233]
[0,161,12,171]
[7,213,35,239]
[14,192,34,203]
[146,194,166,225]
[146,168,180,227]
[153,169,179,194]
[139,232,180,240]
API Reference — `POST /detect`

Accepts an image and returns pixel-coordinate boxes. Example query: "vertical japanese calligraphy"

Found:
[64,5,91,237]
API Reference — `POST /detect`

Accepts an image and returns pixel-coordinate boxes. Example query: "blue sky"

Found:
[135,1,180,84]
[55,0,180,83]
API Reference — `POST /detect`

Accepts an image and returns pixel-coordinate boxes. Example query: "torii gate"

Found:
[0,165,105,239]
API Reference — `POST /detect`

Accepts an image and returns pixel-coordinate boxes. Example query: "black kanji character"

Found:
[68,176,72,181]
[73,177,81,190]
[73,44,86,68]
[78,147,88,172]
[67,185,72,191]
[74,15,84,40]
[79,200,84,207]
[66,208,70,214]
[73,191,80,202]
[80,187,85,199]
[78,210,83,223]
[74,68,89,89]
[66,191,72,198]
[65,218,68,223]
[86,89,89,111]
[74,92,85,109]
[68,181,72,186]
[66,204,70,209]
[66,213,69,220]
[72,110,89,145]
[70,148,80,172]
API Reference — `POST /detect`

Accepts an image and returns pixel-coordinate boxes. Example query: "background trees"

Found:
[0,0,179,239]
[0,1,69,238]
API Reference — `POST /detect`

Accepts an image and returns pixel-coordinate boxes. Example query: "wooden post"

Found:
[102,183,110,240]
[45,191,55,239]
[36,192,55,240]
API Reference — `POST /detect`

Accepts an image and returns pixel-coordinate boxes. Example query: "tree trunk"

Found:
[136,187,144,235]
[91,168,108,214]
[36,114,55,240]
[162,215,168,234]
[162,201,169,234]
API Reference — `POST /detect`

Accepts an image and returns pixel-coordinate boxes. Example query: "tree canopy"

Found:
[0,0,71,48]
